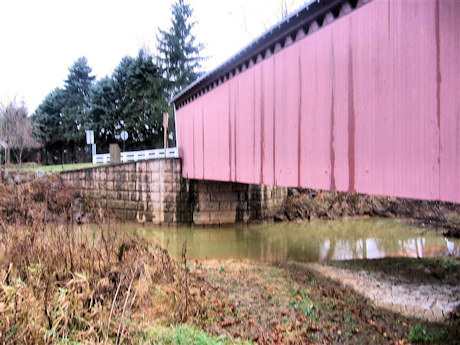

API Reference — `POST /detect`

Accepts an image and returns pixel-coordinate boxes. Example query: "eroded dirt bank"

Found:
[276,189,460,238]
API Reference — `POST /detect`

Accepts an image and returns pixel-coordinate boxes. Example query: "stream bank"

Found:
[276,189,460,238]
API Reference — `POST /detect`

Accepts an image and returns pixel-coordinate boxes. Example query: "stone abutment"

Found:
[60,158,287,226]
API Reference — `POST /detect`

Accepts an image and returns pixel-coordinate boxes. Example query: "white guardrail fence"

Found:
[92,147,179,164]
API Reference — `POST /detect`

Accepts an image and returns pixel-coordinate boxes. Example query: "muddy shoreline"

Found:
[309,260,460,323]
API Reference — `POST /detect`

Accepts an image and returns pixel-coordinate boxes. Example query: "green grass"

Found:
[3,163,100,173]
[408,324,445,344]
[290,289,317,320]
[139,325,254,345]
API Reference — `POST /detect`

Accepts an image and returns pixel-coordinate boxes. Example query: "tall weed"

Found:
[0,178,191,344]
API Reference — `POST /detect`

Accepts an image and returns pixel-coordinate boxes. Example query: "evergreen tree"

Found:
[34,52,170,161]
[89,51,169,150]
[111,56,135,143]
[32,88,67,163]
[124,50,169,148]
[33,57,94,163]
[87,77,117,151]
[156,0,205,97]
[62,57,95,144]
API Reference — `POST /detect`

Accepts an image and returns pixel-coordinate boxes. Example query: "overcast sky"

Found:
[0,0,307,113]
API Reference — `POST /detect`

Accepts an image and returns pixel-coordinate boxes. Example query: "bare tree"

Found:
[0,99,36,164]
[228,0,307,41]
[0,102,12,164]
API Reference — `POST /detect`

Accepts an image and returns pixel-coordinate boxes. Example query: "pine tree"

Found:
[87,77,117,151]
[32,88,67,164]
[156,0,205,97]
[62,57,95,144]
[89,51,169,150]
[124,50,169,148]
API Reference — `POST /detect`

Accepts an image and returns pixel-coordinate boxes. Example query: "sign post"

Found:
[120,130,128,152]
[85,130,95,163]
[163,112,169,151]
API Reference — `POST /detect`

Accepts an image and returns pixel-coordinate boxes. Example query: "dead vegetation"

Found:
[0,178,193,344]
[0,176,79,230]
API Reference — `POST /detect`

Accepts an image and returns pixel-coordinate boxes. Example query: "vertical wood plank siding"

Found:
[176,0,460,203]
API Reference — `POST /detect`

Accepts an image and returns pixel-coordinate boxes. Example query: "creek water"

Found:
[125,218,459,262]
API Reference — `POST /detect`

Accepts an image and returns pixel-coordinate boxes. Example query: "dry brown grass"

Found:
[0,178,191,344]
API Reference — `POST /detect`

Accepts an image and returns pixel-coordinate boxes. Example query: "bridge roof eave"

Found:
[171,0,351,107]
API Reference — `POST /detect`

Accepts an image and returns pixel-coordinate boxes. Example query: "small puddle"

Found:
[125,218,459,262]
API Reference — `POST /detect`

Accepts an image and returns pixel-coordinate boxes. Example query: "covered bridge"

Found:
[173,0,460,203]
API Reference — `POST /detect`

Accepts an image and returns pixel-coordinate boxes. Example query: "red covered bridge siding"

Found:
[174,0,460,203]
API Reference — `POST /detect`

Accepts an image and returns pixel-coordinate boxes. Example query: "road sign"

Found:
[120,130,128,141]
[85,130,94,145]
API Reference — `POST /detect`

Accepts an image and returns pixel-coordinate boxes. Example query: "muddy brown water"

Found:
[125,218,459,262]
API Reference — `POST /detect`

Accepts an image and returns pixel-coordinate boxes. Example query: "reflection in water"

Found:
[125,218,460,262]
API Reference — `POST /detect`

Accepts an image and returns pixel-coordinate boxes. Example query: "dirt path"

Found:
[308,263,460,322]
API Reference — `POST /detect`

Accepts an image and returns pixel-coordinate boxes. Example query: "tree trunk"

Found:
[6,143,10,165]
[18,148,23,164]
[12,147,24,164]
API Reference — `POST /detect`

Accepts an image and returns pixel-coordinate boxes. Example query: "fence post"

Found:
[109,144,121,164]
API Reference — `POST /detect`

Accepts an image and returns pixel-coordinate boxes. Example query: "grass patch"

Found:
[4,162,99,173]
[142,325,253,345]
[291,289,317,320]
[408,324,445,344]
